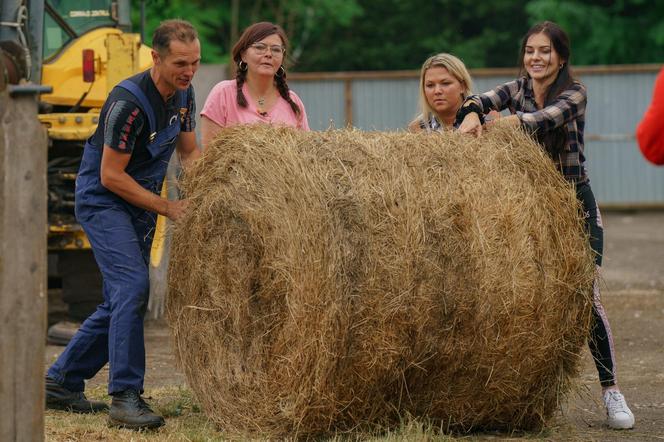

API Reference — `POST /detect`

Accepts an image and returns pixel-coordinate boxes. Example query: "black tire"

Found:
[58,249,103,321]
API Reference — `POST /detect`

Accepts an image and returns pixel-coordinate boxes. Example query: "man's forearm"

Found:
[101,170,169,216]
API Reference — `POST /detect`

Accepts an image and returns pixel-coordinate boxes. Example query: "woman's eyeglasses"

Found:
[250,42,285,56]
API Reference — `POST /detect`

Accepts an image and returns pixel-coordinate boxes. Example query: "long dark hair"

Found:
[231,22,301,117]
[518,21,574,157]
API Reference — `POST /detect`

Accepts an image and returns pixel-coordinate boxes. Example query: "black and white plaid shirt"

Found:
[417,113,459,132]
[467,77,588,184]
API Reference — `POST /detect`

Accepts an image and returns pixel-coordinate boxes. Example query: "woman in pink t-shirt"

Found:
[200,22,309,147]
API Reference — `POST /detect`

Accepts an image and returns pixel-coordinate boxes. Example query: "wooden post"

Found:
[344,78,353,127]
[0,87,48,441]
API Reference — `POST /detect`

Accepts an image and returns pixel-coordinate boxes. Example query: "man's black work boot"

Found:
[108,389,165,430]
[45,376,109,413]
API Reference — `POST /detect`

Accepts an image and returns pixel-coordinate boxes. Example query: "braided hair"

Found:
[231,22,301,118]
[275,67,301,116]
[235,63,248,108]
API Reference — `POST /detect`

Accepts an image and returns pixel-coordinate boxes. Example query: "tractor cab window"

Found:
[50,0,115,34]
[43,0,116,59]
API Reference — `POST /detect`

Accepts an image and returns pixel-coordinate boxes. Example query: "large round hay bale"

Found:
[167,125,595,438]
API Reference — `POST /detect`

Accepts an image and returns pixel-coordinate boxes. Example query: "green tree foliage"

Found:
[526,0,664,65]
[131,0,664,70]
[131,0,362,64]
[240,0,363,64]
[131,0,229,62]
[294,0,530,71]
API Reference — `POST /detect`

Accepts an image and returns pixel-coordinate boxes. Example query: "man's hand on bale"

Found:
[165,199,190,221]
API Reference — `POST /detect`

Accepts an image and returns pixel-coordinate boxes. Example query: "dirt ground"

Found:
[44,210,664,441]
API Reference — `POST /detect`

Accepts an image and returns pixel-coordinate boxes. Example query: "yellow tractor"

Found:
[43,1,156,343]
[2,0,154,343]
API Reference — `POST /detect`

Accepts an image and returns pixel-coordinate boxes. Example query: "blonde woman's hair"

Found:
[411,53,473,128]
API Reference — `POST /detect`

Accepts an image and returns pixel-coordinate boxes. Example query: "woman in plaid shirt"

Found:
[457,21,635,430]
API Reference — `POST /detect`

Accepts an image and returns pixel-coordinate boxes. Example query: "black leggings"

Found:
[577,182,616,387]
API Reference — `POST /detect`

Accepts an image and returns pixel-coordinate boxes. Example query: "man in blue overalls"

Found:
[45,19,201,430]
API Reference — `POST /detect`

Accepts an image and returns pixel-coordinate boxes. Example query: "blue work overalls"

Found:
[47,80,186,394]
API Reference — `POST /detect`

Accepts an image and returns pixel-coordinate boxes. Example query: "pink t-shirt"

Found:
[200,79,309,130]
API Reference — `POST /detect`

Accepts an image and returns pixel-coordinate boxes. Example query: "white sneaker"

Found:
[603,389,635,430]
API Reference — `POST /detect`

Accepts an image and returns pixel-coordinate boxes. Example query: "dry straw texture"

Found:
[167,125,595,439]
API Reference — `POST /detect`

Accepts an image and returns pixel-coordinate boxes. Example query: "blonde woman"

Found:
[409,53,473,132]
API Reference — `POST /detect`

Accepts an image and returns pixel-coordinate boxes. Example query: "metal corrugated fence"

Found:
[288,65,663,208]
